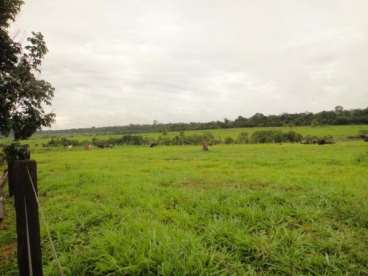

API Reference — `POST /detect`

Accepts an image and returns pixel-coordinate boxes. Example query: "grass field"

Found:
[1,126,368,275]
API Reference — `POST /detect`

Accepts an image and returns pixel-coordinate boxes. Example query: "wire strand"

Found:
[26,167,65,276]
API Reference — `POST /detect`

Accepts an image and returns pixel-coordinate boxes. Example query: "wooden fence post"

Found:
[4,143,31,197]
[13,160,43,276]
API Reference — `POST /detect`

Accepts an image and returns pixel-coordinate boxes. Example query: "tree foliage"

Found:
[40,106,368,136]
[0,0,55,140]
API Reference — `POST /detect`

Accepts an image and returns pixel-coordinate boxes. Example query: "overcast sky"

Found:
[10,0,368,129]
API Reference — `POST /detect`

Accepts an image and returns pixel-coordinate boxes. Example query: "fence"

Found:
[5,160,65,276]
[8,160,43,275]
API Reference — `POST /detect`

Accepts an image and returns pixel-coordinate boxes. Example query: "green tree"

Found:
[0,0,55,141]
[335,105,344,113]
[311,119,320,127]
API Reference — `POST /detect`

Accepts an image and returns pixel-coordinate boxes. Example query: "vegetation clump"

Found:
[251,130,303,144]
[39,106,368,136]
[0,1,54,141]
[236,132,249,144]
[301,135,335,145]
[160,132,219,146]
[42,129,356,149]
[1,0,54,164]
[46,137,81,147]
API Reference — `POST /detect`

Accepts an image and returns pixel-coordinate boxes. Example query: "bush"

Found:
[237,132,249,144]
[301,135,319,144]
[164,132,219,146]
[284,131,303,143]
[302,135,335,145]
[224,137,235,144]
[251,130,277,143]
[118,135,146,145]
[317,136,335,145]
[251,130,303,144]
[202,132,217,145]
[158,135,175,145]
[45,137,80,147]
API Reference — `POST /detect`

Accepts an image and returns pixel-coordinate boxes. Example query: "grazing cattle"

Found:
[317,139,326,145]
[85,144,93,150]
[317,137,335,145]
[202,142,209,151]
[150,143,158,148]
[363,135,368,142]
[67,145,73,149]
[96,143,113,149]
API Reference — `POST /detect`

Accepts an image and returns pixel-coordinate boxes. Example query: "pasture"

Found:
[16,124,368,147]
[1,126,368,275]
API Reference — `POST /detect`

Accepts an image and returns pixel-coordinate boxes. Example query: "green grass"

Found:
[1,127,368,275]
[25,124,368,145]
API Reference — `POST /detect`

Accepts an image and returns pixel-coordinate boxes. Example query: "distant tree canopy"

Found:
[41,106,368,136]
[0,0,55,140]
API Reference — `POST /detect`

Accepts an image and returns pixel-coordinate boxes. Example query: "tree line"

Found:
[40,106,368,136]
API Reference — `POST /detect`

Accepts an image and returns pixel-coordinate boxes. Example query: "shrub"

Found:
[301,135,319,144]
[118,135,146,145]
[302,135,335,145]
[167,132,218,146]
[251,130,303,144]
[237,132,249,144]
[158,136,174,145]
[317,136,335,145]
[285,131,303,143]
[45,137,80,147]
[224,137,235,144]
[251,130,276,143]
[251,130,278,143]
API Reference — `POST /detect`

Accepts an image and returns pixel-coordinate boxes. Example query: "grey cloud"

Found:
[10,0,368,129]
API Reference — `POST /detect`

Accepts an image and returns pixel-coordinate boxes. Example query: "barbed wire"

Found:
[26,167,65,276]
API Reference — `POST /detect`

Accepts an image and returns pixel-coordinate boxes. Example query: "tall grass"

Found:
[0,137,368,274]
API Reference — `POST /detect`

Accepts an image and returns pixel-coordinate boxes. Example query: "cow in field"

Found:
[85,144,93,150]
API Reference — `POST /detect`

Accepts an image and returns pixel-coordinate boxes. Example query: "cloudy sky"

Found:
[11,0,368,129]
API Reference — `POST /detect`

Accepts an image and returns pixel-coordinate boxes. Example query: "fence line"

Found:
[26,167,65,276]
